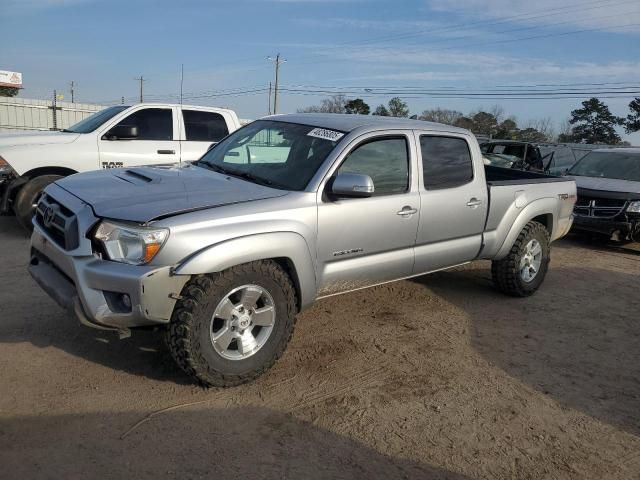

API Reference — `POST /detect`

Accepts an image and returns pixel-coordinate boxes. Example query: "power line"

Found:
[290,19,640,68]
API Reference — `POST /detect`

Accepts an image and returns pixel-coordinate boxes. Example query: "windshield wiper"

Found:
[194,161,232,175]
[225,170,275,187]
[194,162,278,188]
[61,128,75,133]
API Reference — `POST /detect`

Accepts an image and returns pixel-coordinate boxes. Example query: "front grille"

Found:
[574,196,627,218]
[35,194,79,250]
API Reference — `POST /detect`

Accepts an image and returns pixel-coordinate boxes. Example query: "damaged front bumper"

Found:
[572,214,640,242]
[28,184,189,336]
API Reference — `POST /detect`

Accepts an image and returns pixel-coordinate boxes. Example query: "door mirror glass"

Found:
[104,124,138,140]
[331,173,374,198]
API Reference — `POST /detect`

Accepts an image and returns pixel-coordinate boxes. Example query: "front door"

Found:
[413,133,488,273]
[316,133,420,297]
[98,107,179,169]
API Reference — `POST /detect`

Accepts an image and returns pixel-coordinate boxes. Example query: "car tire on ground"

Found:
[491,220,550,297]
[166,260,297,387]
[14,175,63,232]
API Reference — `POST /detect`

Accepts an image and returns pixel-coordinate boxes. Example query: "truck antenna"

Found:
[178,64,184,169]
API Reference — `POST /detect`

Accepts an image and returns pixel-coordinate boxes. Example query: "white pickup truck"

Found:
[0,103,242,229]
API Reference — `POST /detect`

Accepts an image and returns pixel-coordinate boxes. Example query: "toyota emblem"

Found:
[43,206,57,227]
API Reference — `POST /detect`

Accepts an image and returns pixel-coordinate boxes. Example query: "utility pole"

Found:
[267,82,272,115]
[70,81,75,103]
[267,54,285,114]
[134,76,145,103]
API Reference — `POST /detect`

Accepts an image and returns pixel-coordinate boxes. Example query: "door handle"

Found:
[397,206,418,216]
[157,149,175,154]
[466,198,482,208]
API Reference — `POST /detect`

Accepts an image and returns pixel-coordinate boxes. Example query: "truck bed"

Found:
[480,166,576,259]
[485,165,568,185]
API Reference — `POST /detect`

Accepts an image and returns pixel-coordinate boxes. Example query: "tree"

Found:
[372,104,389,116]
[525,117,554,142]
[556,118,573,143]
[345,98,370,115]
[418,108,463,125]
[453,116,475,130]
[298,94,348,114]
[567,97,624,144]
[515,128,548,142]
[494,118,518,139]
[0,86,19,97]
[388,97,409,117]
[471,111,499,136]
[625,97,640,134]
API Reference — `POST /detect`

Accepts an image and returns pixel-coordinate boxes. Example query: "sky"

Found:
[2,0,640,143]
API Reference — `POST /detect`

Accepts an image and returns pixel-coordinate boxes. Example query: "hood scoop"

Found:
[114,168,157,185]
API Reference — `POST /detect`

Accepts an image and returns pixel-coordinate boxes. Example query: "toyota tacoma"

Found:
[29,114,576,386]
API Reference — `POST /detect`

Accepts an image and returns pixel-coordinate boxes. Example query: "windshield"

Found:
[197,120,343,191]
[64,105,129,133]
[568,151,640,182]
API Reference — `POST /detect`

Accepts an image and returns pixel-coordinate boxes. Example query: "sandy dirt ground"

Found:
[0,216,639,480]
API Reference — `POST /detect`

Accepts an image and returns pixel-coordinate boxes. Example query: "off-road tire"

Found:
[491,221,550,297]
[14,175,63,232]
[165,260,297,387]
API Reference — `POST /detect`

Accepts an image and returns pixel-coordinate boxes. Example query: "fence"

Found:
[0,97,104,133]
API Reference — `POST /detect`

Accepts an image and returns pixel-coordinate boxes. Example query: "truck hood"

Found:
[570,175,640,198]
[0,130,80,148]
[55,165,289,223]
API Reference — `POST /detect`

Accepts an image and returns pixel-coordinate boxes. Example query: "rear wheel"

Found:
[14,175,62,231]
[165,260,297,387]
[491,221,550,297]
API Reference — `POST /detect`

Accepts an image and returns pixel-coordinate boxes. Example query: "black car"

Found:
[480,140,577,175]
[567,148,640,242]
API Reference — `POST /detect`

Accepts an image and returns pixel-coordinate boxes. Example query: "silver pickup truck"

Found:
[29,114,576,386]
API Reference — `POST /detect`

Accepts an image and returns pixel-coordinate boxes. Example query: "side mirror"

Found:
[104,124,138,140]
[330,173,374,198]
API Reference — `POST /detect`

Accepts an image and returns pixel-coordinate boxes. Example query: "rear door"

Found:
[179,109,231,162]
[413,133,488,273]
[316,132,420,297]
[98,106,179,168]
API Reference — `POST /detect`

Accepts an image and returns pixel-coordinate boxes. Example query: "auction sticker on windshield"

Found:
[307,128,344,142]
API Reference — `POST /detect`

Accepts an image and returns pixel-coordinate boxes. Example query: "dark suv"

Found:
[567,148,640,242]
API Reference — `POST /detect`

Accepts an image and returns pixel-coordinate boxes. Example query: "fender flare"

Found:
[173,231,317,310]
[493,197,557,260]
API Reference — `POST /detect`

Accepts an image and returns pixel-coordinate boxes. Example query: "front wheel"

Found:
[14,175,63,231]
[165,261,297,387]
[491,221,551,297]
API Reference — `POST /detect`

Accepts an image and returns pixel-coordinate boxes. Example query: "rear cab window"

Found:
[420,135,474,189]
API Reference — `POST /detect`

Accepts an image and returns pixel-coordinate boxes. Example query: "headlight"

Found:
[628,201,640,214]
[0,155,14,175]
[94,221,168,265]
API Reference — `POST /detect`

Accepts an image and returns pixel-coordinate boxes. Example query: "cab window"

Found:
[337,137,409,196]
[112,108,173,140]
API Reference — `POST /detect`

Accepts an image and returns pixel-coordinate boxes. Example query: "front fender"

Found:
[492,197,559,260]
[173,231,317,310]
